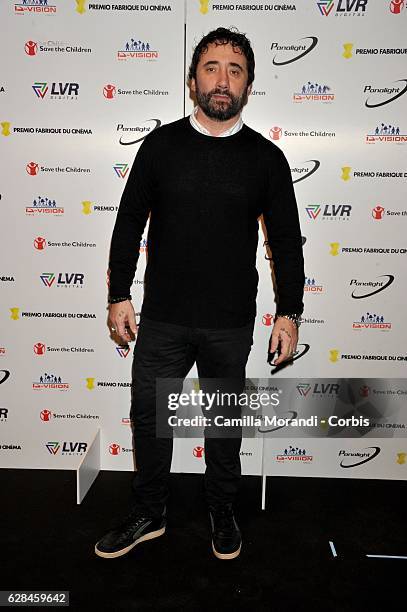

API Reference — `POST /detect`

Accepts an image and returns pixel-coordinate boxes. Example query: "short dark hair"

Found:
[187,27,255,87]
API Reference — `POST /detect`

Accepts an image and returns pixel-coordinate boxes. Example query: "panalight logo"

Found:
[118,37,159,61]
[271,37,318,66]
[1,122,11,136]
[350,274,395,299]
[25,40,38,55]
[390,0,405,14]
[113,163,129,178]
[15,1,57,14]
[296,383,311,396]
[10,308,20,320]
[0,370,11,385]
[103,84,116,99]
[34,236,46,250]
[341,166,352,181]
[364,79,407,108]
[291,160,320,184]
[118,118,161,145]
[40,409,52,421]
[27,161,39,175]
[342,43,354,59]
[372,205,385,219]
[339,446,380,468]
[34,342,46,355]
[269,126,282,140]
[294,81,334,103]
[366,123,407,144]
[193,446,205,458]
[109,443,121,455]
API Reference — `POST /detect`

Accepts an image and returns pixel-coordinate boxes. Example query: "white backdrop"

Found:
[1,0,406,480]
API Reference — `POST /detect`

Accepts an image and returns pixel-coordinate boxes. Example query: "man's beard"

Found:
[195,85,248,122]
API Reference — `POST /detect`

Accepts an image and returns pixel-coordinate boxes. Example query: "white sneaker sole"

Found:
[95,526,166,559]
[212,541,241,560]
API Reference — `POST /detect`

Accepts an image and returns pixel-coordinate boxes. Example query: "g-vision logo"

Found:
[271,37,318,66]
[291,159,320,183]
[350,274,394,298]
[364,79,407,108]
[339,446,380,468]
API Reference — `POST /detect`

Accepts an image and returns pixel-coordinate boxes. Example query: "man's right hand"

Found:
[108,300,138,344]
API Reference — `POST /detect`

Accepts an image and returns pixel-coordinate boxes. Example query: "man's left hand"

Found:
[269,316,298,366]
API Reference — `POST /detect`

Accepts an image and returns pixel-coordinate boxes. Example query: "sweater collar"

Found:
[189,106,244,138]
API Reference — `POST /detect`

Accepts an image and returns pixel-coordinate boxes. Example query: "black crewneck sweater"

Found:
[109,116,304,329]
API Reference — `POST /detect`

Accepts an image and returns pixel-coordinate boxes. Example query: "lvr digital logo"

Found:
[32,82,79,99]
[40,272,85,288]
[317,0,368,15]
[114,163,129,178]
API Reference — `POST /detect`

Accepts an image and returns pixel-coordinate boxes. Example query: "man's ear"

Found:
[190,77,196,94]
[247,83,252,96]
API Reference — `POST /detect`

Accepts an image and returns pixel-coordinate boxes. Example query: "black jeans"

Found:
[129,315,255,518]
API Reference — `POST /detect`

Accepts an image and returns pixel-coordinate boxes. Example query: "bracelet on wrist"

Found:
[108,295,132,304]
[275,313,302,328]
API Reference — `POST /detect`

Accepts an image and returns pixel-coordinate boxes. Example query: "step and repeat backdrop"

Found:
[1,0,406,479]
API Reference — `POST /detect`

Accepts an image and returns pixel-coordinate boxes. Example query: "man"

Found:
[95,27,304,561]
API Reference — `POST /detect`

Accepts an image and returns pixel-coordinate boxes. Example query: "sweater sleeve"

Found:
[262,146,305,314]
[108,137,155,298]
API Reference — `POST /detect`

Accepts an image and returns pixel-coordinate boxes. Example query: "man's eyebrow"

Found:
[202,60,244,71]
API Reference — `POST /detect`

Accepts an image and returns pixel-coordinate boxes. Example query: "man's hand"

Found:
[269,316,298,366]
[108,300,137,344]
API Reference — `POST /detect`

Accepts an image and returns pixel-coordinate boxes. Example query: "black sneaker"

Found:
[95,509,166,559]
[209,503,241,560]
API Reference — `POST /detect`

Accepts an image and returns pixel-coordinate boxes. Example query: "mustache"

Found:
[209,89,232,99]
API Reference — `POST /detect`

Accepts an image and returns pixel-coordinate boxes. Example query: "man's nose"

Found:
[216,67,230,89]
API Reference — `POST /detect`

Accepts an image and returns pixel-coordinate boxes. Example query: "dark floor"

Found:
[2,469,406,611]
